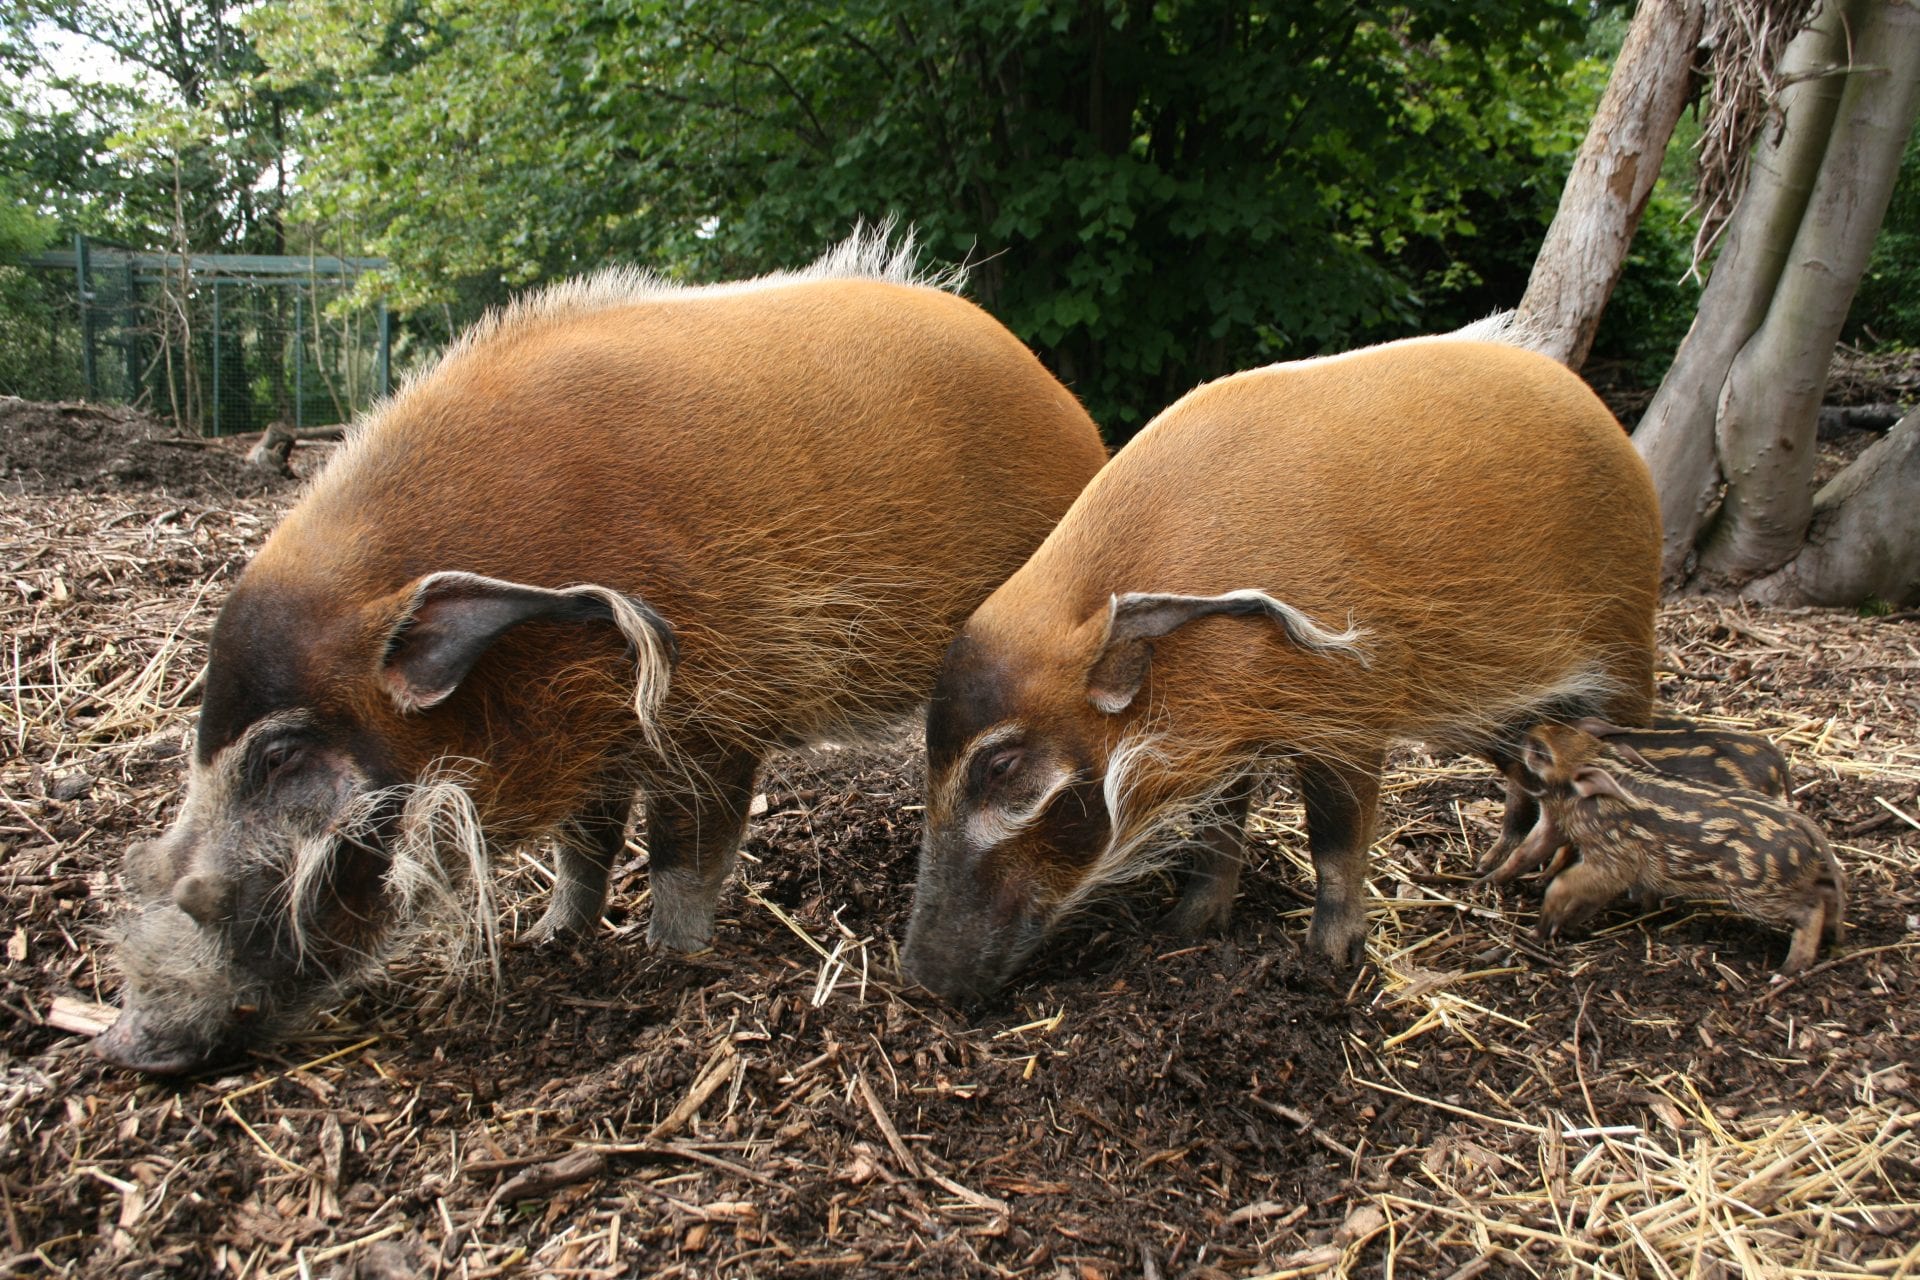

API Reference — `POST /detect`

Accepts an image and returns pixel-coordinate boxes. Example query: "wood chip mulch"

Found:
[3,446,1916,1279]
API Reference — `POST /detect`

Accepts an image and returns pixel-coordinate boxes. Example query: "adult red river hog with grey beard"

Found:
[901,330,1661,1004]
[95,230,1107,1075]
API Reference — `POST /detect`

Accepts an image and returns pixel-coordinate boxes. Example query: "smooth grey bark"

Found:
[1516,0,1704,370]
[1745,407,1920,605]
[1697,0,1920,585]
[1630,0,1862,584]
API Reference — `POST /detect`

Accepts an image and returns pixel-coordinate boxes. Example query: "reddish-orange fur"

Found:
[240,278,1106,834]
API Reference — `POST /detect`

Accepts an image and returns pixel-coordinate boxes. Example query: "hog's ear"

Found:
[1604,741,1656,771]
[380,571,678,718]
[1572,765,1634,804]
[1521,731,1557,782]
[1084,589,1368,714]
[1573,716,1627,738]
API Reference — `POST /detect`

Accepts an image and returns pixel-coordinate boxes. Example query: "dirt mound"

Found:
[0,396,304,498]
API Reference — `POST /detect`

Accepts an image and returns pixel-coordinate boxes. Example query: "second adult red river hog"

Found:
[901,332,1661,1003]
[95,231,1108,1075]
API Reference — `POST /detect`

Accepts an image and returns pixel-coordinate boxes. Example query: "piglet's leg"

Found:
[1161,774,1256,938]
[1535,857,1633,940]
[524,789,635,945]
[1476,754,1540,873]
[1299,749,1384,968]
[1538,843,1578,880]
[645,745,761,953]
[1780,901,1827,976]
[1485,807,1565,886]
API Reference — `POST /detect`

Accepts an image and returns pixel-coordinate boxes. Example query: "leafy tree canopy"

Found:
[254,0,1593,429]
[2,0,309,254]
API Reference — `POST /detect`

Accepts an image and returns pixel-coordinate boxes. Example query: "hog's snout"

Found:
[901,947,1007,1008]
[899,884,1046,1008]
[171,871,237,926]
[103,897,283,1076]
[93,1003,250,1076]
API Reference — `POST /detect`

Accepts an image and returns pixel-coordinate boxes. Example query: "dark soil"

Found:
[2,397,1916,1278]
[0,397,312,499]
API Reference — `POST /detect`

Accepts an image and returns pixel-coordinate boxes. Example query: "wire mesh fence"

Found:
[4,235,391,436]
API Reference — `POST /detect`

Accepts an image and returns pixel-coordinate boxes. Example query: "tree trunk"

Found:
[1695,0,1920,587]
[1744,406,1920,605]
[1630,0,1861,585]
[1515,0,1704,370]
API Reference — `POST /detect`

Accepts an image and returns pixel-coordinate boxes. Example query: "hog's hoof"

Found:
[646,874,723,953]
[646,913,716,954]
[1157,891,1234,939]
[514,922,586,950]
[1305,911,1369,970]
[518,903,603,949]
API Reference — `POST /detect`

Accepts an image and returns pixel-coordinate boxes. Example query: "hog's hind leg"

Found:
[1779,899,1828,976]
[645,744,761,953]
[1299,749,1385,968]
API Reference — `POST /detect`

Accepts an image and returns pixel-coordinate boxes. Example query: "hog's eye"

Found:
[250,736,309,788]
[964,737,1028,795]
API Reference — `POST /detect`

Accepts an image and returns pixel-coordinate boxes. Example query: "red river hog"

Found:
[901,331,1660,1003]
[97,230,1107,1073]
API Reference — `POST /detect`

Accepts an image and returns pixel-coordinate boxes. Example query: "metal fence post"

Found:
[377,300,390,399]
[210,280,221,437]
[75,234,97,399]
[294,290,304,432]
[122,256,138,400]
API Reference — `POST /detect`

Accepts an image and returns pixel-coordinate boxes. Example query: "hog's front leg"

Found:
[1535,855,1634,940]
[1161,774,1256,938]
[524,789,635,945]
[1484,806,1567,886]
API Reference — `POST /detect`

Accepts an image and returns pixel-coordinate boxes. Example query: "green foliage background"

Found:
[250,0,1598,429]
[1848,132,1920,347]
[0,171,63,399]
[3,0,1914,432]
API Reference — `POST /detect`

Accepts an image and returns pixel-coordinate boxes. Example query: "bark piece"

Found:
[492,1149,608,1203]
[1517,0,1704,369]
[46,996,119,1036]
